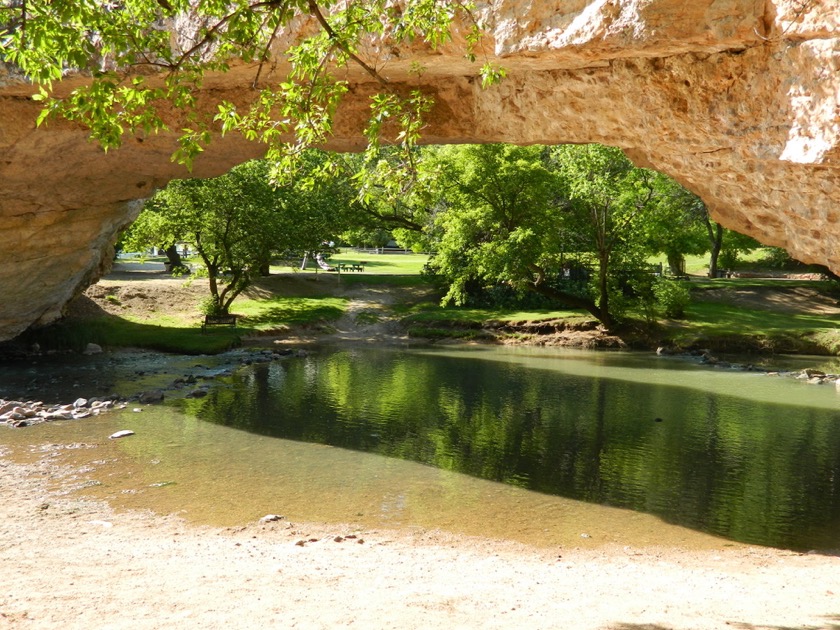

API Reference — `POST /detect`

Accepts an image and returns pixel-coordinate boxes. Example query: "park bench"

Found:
[201,313,238,333]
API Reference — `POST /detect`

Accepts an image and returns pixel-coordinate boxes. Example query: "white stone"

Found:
[109,430,135,439]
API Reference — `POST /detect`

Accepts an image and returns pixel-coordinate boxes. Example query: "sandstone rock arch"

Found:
[0,0,837,341]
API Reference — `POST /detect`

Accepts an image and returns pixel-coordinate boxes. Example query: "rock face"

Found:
[0,0,838,341]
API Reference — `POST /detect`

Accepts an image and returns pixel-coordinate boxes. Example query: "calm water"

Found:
[183,346,840,551]
[4,346,840,551]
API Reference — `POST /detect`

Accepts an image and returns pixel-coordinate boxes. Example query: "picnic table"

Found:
[338,261,366,272]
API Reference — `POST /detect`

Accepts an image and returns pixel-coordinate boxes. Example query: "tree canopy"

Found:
[418,143,708,326]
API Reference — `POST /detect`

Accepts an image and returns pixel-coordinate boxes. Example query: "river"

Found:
[2,345,839,551]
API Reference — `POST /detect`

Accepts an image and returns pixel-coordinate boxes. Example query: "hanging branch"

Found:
[306,0,388,86]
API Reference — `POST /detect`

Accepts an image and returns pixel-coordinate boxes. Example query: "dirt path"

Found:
[2,446,840,630]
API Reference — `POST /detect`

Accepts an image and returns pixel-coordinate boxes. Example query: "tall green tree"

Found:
[547,144,668,324]
[424,144,706,327]
[637,175,709,276]
[124,156,348,314]
[423,144,591,309]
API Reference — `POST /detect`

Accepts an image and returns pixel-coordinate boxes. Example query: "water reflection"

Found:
[183,346,840,551]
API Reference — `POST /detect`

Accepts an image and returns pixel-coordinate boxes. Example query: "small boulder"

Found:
[804,368,827,378]
[138,390,164,404]
[83,343,103,355]
[0,401,18,415]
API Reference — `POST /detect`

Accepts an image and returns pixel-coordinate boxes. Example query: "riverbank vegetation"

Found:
[9,250,838,359]
[9,142,839,357]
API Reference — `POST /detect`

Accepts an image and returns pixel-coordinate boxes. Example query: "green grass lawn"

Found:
[658,289,840,354]
[31,250,838,355]
[23,317,240,354]
[682,302,838,336]
[400,305,593,340]
[271,252,429,276]
[24,294,350,354]
[689,278,837,291]
[234,296,348,332]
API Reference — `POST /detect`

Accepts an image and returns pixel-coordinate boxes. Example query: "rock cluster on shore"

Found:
[1,347,307,429]
[791,368,840,386]
[0,396,118,427]
[692,350,840,385]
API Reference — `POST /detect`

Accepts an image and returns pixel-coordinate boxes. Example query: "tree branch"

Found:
[358,201,424,232]
[307,0,388,86]
[527,263,601,320]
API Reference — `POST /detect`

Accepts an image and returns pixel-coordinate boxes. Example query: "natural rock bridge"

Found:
[0,0,838,341]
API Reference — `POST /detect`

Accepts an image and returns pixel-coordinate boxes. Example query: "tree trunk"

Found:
[527,262,608,326]
[666,252,685,277]
[163,244,189,274]
[530,282,602,324]
[597,259,611,328]
[206,265,223,314]
[706,223,723,278]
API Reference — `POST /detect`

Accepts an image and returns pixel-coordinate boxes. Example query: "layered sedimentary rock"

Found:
[0,0,838,341]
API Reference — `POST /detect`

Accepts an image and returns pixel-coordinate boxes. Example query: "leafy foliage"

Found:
[652,278,691,319]
[1,0,502,177]
[424,144,563,305]
[410,143,739,327]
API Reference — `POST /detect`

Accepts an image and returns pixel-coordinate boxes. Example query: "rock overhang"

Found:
[0,0,837,341]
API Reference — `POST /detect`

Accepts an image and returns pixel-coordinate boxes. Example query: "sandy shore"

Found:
[2,446,839,630]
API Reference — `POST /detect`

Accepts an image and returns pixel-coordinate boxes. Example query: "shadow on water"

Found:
[178,345,840,552]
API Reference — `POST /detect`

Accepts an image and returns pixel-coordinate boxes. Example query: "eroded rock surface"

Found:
[0,0,837,341]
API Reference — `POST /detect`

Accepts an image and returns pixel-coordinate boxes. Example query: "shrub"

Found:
[653,278,691,319]
[199,296,224,316]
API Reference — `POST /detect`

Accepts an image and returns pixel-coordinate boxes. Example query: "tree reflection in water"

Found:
[181,347,840,551]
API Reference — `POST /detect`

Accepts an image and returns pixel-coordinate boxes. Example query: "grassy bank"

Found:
[17,293,349,355]
[399,278,840,356]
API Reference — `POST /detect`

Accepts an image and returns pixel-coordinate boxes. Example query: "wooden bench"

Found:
[201,314,238,333]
